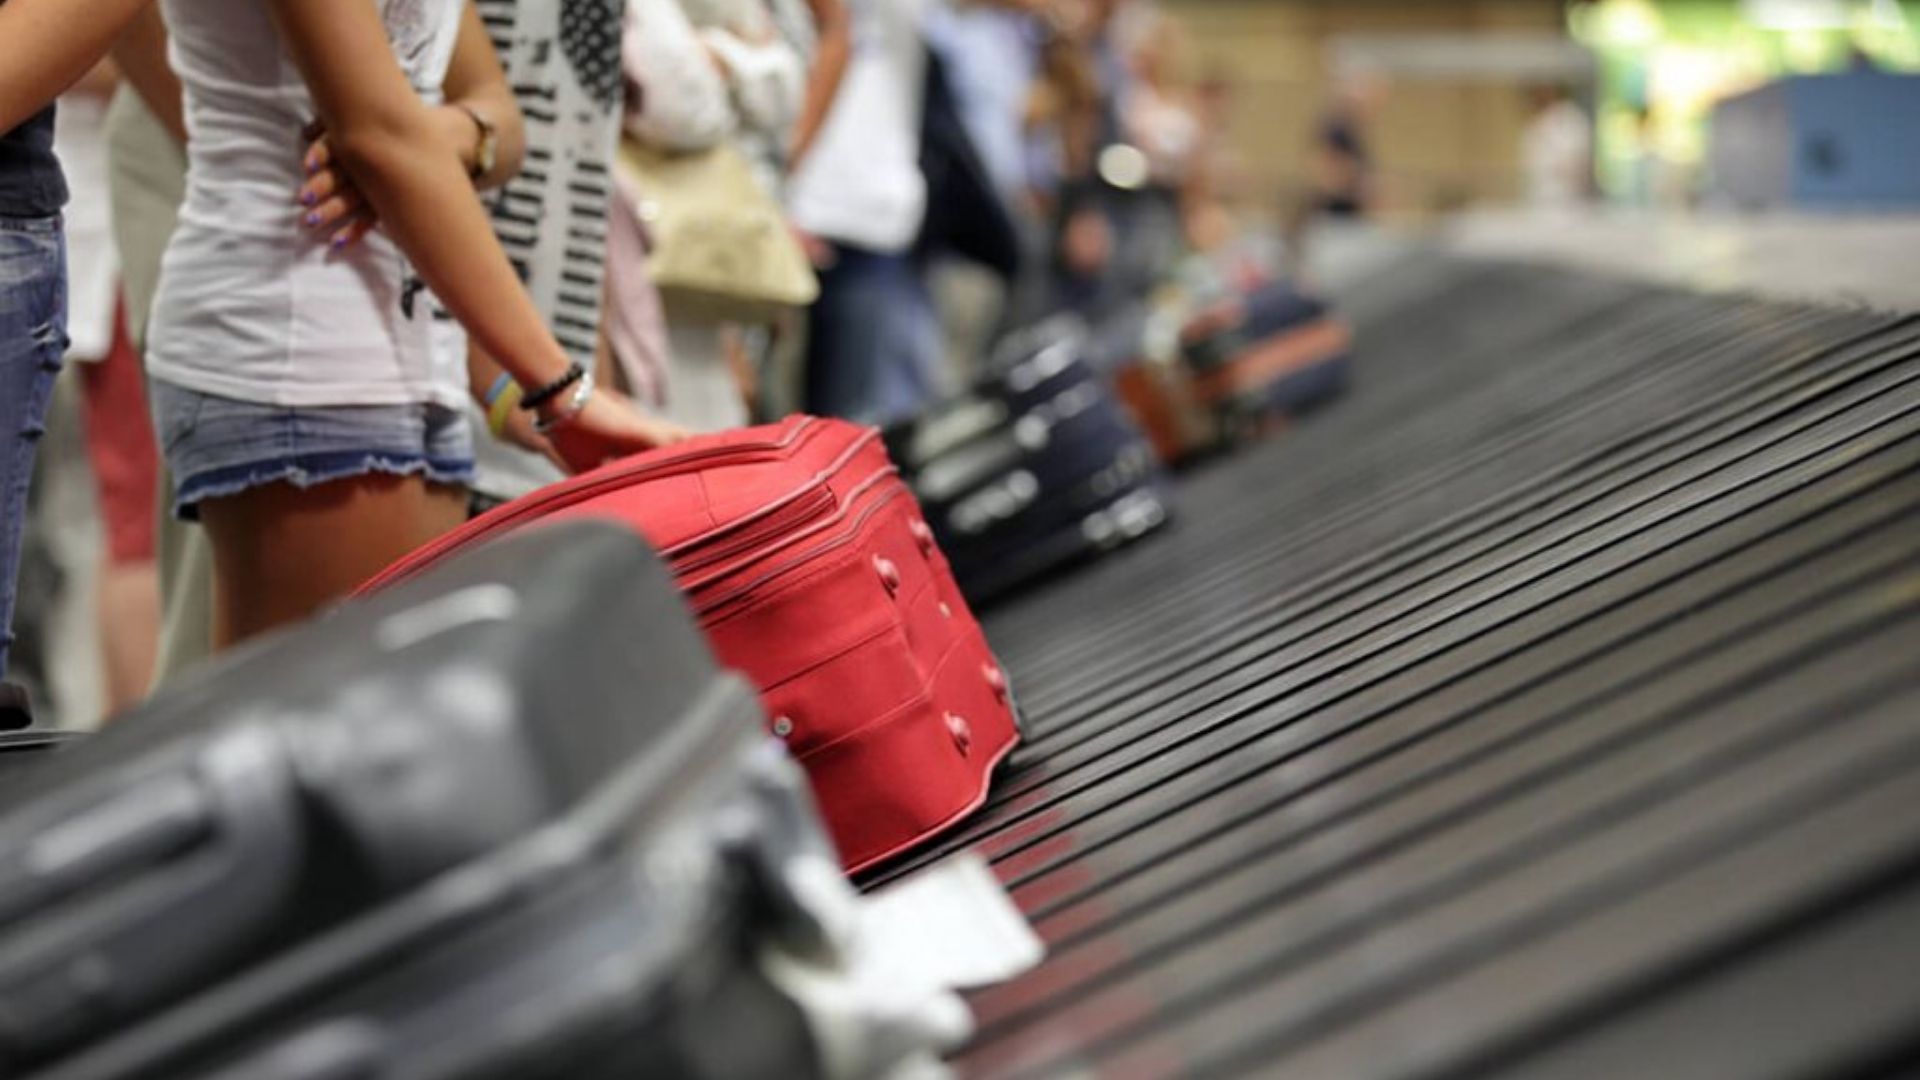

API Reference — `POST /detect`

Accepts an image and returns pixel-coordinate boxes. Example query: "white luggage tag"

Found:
[760,853,1043,1080]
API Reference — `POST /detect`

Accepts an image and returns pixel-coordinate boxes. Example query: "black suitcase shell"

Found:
[0,523,740,1071]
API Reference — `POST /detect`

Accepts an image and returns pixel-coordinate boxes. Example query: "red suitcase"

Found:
[362,416,1020,873]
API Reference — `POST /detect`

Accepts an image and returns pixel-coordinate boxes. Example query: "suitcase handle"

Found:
[0,774,212,926]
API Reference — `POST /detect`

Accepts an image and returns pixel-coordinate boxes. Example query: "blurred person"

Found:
[921,0,1045,372]
[1023,0,1126,317]
[1522,85,1593,212]
[145,0,686,649]
[927,0,1041,203]
[0,0,174,724]
[750,0,851,419]
[1110,2,1198,274]
[789,0,943,425]
[615,0,809,431]
[57,60,165,712]
[1184,68,1248,252]
[787,0,851,167]
[1034,0,1201,326]
[1022,0,1127,201]
[1313,72,1386,219]
[1116,3,1197,191]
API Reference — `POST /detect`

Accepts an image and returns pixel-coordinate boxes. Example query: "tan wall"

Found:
[1166,0,1567,218]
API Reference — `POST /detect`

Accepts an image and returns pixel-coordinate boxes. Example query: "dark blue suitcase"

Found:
[886,318,1171,602]
[1181,283,1354,438]
[1181,285,1327,372]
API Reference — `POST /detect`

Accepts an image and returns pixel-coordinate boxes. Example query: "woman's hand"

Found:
[494,400,562,465]
[298,106,487,250]
[545,389,694,474]
[299,124,379,250]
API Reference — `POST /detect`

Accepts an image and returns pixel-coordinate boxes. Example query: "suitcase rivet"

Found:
[983,664,1009,700]
[945,713,973,756]
[873,555,901,595]
[910,519,936,555]
[772,716,795,738]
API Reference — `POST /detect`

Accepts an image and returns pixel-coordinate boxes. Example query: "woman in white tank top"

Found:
[146,0,686,648]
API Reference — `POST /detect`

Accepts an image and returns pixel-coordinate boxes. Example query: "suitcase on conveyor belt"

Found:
[1181,282,1354,439]
[1091,302,1220,469]
[885,317,1171,603]
[0,523,839,1078]
[0,731,79,783]
[363,417,1020,874]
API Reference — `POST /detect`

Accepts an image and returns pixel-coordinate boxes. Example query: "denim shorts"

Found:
[0,213,67,678]
[149,379,476,521]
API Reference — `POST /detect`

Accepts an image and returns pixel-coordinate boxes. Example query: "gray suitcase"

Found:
[47,705,842,1080]
[0,522,774,1073]
[0,732,76,784]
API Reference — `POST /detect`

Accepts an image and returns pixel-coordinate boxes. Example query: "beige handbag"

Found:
[613,137,819,323]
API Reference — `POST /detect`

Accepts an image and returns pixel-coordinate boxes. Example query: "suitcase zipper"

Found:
[676,464,900,595]
[660,425,882,568]
[688,468,909,615]
[669,486,838,574]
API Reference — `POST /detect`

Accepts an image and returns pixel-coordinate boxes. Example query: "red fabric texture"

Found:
[363,416,1020,873]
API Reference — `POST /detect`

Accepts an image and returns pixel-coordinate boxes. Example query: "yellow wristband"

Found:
[487,380,524,439]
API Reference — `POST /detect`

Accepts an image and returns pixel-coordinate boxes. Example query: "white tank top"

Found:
[147,0,466,409]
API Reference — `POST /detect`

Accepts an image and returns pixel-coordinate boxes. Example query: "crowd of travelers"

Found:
[0,0,1250,729]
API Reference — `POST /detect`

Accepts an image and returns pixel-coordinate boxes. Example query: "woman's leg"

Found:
[198,474,467,648]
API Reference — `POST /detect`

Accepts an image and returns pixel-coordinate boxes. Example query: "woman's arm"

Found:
[622,0,734,151]
[0,0,153,132]
[270,0,563,386]
[108,3,187,143]
[70,60,121,102]
[437,1,524,189]
[269,0,686,464]
[299,3,523,247]
[786,0,848,168]
[701,28,805,141]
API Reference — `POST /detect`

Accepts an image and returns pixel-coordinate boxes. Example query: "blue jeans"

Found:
[803,247,943,426]
[0,214,66,681]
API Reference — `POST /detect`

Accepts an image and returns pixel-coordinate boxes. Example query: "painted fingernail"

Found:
[305,211,322,227]
[300,191,317,207]
[331,234,348,250]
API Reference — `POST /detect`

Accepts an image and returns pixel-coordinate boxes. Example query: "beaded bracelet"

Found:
[534,369,596,435]
[520,362,585,412]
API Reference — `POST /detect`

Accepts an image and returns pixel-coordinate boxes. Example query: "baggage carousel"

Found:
[874,251,1920,1078]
